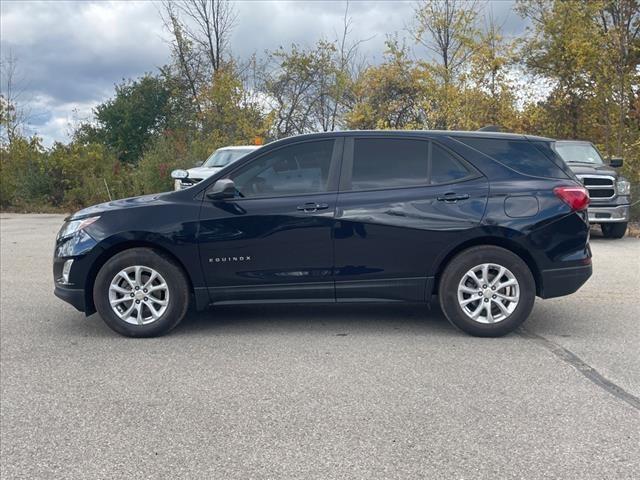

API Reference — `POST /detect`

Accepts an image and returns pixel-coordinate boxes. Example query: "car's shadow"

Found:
[171,302,459,338]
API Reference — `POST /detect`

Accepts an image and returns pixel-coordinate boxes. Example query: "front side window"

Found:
[230,140,334,198]
[351,138,428,190]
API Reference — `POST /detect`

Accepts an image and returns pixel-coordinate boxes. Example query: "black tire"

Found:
[601,222,627,239]
[93,248,190,337]
[438,246,536,337]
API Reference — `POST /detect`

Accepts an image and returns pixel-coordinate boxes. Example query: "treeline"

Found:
[1,0,638,211]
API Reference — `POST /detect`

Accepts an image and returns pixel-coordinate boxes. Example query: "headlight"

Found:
[616,178,630,195]
[57,216,100,240]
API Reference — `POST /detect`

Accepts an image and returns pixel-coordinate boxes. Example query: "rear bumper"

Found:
[54,285,86,312]
[539,264,592,299]
[587,204,629,223]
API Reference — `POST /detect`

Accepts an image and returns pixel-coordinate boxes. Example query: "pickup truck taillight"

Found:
[554,186,590,211]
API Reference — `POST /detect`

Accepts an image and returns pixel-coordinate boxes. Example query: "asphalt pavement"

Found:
[1,213,638,479]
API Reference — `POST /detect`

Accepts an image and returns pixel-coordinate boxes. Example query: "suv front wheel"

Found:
[438,246,536,337]
[93,248,190,337]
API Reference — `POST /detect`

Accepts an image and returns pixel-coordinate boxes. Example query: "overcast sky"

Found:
[1,0,527,145]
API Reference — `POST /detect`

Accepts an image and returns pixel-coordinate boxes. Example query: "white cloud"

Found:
[23,94,97,146]
[1,0,527,146]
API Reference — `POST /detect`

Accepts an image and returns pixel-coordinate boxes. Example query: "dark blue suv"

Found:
[53,131,592,337]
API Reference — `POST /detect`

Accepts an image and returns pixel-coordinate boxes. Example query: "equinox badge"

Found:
[210,256,252,263]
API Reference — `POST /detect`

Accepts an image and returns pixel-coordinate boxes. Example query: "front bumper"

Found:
[53,229,100,314]
[539,263,593,299]
[54,285,86,312]
[587,204,630,223]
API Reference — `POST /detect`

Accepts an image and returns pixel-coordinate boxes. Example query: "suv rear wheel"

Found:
[93,248,190,337]
[438,246,535,337]
[601,222,627,239]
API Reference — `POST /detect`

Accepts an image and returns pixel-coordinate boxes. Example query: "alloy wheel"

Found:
[457,263,520,324]
[108,266,169,325]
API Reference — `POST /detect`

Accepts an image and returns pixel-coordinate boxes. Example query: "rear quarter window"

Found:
[455,137,569,179]
[431,143,471,184]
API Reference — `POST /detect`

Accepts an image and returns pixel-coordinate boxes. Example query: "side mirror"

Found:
[171,169,189,180]
[609,158,623,168]
[206,179,236,200]
[194,161,202,167]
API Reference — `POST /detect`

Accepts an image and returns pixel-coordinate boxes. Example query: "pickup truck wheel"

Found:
[438,246,535,337]
[93,248,190,337]
[601,222,627,239]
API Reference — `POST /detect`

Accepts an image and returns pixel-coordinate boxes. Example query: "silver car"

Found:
[172,145,259,190]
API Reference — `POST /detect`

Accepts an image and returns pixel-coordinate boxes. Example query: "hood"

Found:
[565,163,618,178]
[186,166,222,180]
[70,192,173,220]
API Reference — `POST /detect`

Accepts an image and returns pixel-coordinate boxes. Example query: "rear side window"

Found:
[535,141,578,180]
[456,137,568,178]
[352,138,428,190]
[431,143,471,183]
[349,138,473,191]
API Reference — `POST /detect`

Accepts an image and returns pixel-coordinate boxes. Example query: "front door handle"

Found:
[297,202,329,213]
[437,193,470,202]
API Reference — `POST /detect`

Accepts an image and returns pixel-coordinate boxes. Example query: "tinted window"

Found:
[456,137,568,178]
[351,138,428,190]
[431,143,470,184]
[230,140,334,198]
[534,141,578,180]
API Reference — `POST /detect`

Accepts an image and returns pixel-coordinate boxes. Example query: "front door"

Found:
[334,136,489,302]
[198,138,342,304]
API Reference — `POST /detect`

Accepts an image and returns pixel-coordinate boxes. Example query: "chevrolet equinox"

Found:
[54,131,593,337]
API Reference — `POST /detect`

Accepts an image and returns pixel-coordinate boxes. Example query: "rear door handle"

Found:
[297,202,329,212]
[437,193,470,202]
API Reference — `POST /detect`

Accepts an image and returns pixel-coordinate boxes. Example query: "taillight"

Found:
[553,186,590,211]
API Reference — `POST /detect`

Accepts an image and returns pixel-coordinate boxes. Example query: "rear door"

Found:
[333,136,489,302]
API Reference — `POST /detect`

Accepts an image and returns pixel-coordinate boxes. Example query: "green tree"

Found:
[134,64,270,195]
[464,14,519,129]
[77,75,173,164]
[411,0,480,128]
[517,0,603,139]
[197,65,270,149]
[346,41,433,129]
[594,0,640,157]
[262,42,338,137]
[261,5,364,138]
[517,0,639,181]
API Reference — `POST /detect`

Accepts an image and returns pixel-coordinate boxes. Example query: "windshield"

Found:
[202,148,254,168]
[554,143,604,165]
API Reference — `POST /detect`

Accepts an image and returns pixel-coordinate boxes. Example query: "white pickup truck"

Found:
[172,145,259,190]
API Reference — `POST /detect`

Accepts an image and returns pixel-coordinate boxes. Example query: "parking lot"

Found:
[1,213,638,479]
